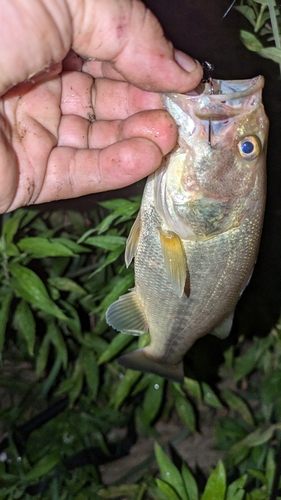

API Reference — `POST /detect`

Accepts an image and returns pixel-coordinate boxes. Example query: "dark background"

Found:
[40,0,281,377]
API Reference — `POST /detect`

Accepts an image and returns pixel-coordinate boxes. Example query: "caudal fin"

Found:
[118,348,184,383]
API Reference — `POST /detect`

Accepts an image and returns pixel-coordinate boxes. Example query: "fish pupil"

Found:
[241,140,254,154]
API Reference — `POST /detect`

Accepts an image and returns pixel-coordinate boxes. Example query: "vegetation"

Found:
[0,198,281,499]
[0,1,281,498]
[235,0,281,72]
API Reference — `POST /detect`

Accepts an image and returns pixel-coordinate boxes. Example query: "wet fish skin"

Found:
[106,76,269,382]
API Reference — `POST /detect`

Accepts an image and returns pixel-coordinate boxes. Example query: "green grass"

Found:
[0,202,281,499]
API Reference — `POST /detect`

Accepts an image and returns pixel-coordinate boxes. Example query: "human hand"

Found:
[0,0,202,213]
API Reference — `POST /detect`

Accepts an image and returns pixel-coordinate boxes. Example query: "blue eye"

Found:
[238,136,261,160]
[241,141,254,154]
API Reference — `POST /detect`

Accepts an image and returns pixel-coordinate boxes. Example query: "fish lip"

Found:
[163,76,265,122]
[191,75,264,101]
[163,75,264,104]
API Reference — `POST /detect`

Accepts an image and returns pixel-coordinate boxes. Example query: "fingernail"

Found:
[174,49,199,73]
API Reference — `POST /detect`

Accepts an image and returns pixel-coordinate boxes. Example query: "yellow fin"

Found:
[118,348,184,383]
[125,212,141,268]
[159,228,189,298]
[106,289,148,335]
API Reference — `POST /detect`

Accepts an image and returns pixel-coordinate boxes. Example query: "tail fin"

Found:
[118,348,184,383]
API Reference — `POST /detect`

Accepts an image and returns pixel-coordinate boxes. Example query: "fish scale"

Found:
[106,76,268,382]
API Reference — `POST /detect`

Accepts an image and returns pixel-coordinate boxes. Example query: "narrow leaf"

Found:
[48,276,87,295]
[141,376,165,427]
[55,237,89,253]
[0,291,13,354]
[81,347,99,399]
[184,377,202,401]
[222,390,254,426]
[265,448,276,492]
[174,390,196,432]
[17,237,76,257]
[59,300,82,335]
[47,322,68,369]
[84,235,126,251]
[98,198,140,215]
[9,263,66,320]
[82,332,108,355]
[98,272,134,316]
[112,369,142,409]
[90,246,125,276]
[202,383,223,408]
[25,452,60,482]
[69,370,84,406]
[36,335,50,376]
[240,30,263,51]
[154,442,188,500]
[258,46,281,63]
[201,460,226,500]
[98,333,134,365]
[2,213,24,245]
[14,300,36,356]
[181,463,199,500]
[226,474,247,500]
[155,479,180,500]
[235,6,256,27]
[226,425,281,467]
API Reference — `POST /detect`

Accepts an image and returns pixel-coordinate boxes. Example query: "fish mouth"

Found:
[190,75,264,101]
[164,76,264,121]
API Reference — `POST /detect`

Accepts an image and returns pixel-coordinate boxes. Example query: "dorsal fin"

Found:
[125,212,141,268]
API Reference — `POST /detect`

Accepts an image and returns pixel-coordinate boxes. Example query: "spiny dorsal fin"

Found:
[158,227,189,298]
[125,212,141,268]
[106,289,148,335]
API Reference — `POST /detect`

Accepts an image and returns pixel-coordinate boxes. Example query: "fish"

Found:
[106,76,269,383]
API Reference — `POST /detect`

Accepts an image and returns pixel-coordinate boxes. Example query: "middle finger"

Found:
[60,71,163,120]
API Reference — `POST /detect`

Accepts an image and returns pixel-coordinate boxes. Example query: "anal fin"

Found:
[211,313,234,339]
[158,228,189,298]
[106,289,148,335]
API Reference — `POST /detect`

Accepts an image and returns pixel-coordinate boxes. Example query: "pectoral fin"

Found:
[211,313,234,339]
[158,228,190,298]
[106,289,148,335]
[125,212,141,268]
[118,348,184,383]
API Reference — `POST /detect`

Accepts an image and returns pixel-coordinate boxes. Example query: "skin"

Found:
[0,0,203,214]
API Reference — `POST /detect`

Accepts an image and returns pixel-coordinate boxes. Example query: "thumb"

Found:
[69,0,203,93]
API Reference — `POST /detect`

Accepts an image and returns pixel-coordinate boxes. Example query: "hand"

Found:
[0,0,202,213]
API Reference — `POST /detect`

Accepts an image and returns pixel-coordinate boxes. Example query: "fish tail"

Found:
[118,348,184,383]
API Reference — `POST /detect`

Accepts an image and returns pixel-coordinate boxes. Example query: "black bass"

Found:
[106,76,268,383]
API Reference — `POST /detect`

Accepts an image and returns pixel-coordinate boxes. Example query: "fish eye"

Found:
[238,136,261,160]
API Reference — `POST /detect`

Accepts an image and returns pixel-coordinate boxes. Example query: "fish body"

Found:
[106,76,268,382]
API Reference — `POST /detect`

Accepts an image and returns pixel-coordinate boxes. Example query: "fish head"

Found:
[155,76,269,240]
